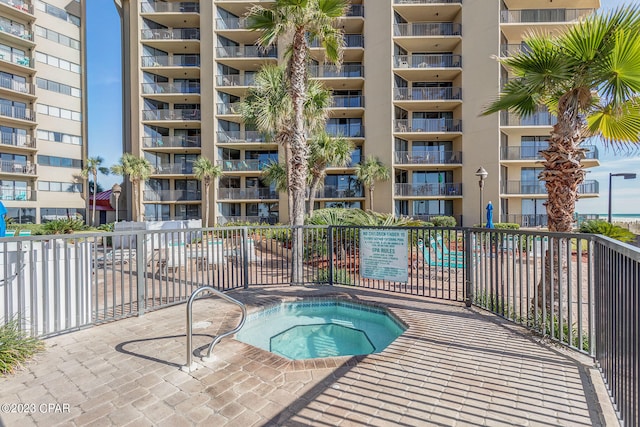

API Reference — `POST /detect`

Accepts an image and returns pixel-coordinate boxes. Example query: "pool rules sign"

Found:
[360,229,408,283]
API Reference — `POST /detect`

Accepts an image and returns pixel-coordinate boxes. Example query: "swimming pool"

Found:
[236,299,406,360]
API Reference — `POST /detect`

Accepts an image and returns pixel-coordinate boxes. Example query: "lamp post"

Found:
[111,183,122,223]
[608,173,636,223]
[475,167,488,226]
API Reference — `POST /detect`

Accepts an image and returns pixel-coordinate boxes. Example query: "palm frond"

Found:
[587,100,640,146]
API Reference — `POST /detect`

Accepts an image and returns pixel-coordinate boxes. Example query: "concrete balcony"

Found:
[215,17,250,30]
[143,189,201,202]
[0,134,35,150]
[0,22,34,47]
[346,4,364,17]
[0,160,36,176]
[0,187,34,201]
[0,0,33,19]
[0,75,35,98]
[216,131,268,144]
[501,180,599,195]
[218,188,279,200]
[142,135,201,149]
[329,95,364,109]
[394,54,461,80]
[500,8,595,24]
[218,159,269,172]
[325,124,364,139]
[394,150,462,165]
[141,28,200,41]
[215,45,277,59]
[0,104,35,124]
[394,22,461,37]
[216,74,255,87]
[500,44,529,57]
[141,1,199,13]
[216,102,241,115]
[500,145,598,161]
[500,109,556,127]
[0,53,34,74]
[393,87,462,110]
[152,163,194,175]
[395,182,462,197]
[393,1,462,23]
[313,186,364,199]
[141,55,201,68]
[141,82,201,95]
[394,119,462,134]
[142,109,201,122]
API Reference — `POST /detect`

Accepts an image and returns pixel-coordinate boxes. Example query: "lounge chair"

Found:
[434,235,464,258]
[18,229,31,237]
[416,238,465,269]
[4,230,16,237]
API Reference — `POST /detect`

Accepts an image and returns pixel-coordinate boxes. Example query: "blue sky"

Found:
[87,0,639,215]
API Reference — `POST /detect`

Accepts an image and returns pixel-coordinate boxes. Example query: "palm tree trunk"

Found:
[204,182,210,227]
[308,174,322,217]
[369,186,375,211]
[288,28,309,284]
[132,178,140,222]
[534,101,585,317]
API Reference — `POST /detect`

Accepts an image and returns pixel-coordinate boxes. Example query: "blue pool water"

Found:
[236,300,406,360]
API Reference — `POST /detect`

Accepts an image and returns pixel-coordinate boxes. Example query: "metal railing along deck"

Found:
[1,225,637,426]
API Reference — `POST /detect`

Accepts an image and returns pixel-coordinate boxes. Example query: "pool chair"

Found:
[416,238,465,269]
[429,237,465,265]
[18,229,31,237]
[434,235,464,258]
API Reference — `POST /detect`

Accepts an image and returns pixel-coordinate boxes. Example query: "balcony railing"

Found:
[0,134,34,149]
[216,103,241,115]
[215,17,250,30]
[394,87,461,101]
[500,8,595,24]
[143,190,201,202]
[0,160,35,175]
[501,145,598,161]
[216,46,277,58]
[216,74,255,86]
[0,187,34,201]
[0,22,33,41]
[141,28,200,41]
[314,186,364,198]
[500,44,530,57]
[330,95,364,108]
[395,54,461,68]
[395,182,462,197]
[0,75,34,95]
[218,188,279,200]
[141,55,200,67]
[394,150,462,165]
[502,180,599,195]
[142,109,201,121]
[394,22,461,37]
[0,53,32,68]
[501,109,556,126]
[309,64,363,78]
[311,34,363,48]
[219,159,272,172]
[0,0,31,13]
[142,82,201,95]
[142,136,201,148]
[394,118,462,132]
[325,124,364,138]
[346,4,364,17]
[394,0,462,3]
[152,163,194,175]
[0,104,35,121]
[217,131,267,143]
[141,1,199,13]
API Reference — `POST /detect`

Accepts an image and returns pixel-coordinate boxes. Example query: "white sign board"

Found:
[360,229,408,282]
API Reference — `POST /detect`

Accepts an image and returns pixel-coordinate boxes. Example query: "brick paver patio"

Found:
[0,285,618,426]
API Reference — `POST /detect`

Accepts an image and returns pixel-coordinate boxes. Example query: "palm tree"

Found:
[307,132,353,216]
[248,0,348,284]
[110,154,153,222]
[355,156,390,210]
[193,157,223,227]
[240,65,331,222]
[483,6,640,233]
[482,6,640,312]
[260,161,288,193]
[81,156,109,226]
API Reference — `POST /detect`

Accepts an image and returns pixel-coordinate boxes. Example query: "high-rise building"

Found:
[0,0,87,224]
[115,0,599,227]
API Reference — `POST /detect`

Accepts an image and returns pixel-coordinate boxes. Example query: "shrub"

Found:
[493,223,520,230]
[0,319,44,375]
[314,268,352,285]
[579,219,636,243]
[41,218,87,235]
[430,216,457,227]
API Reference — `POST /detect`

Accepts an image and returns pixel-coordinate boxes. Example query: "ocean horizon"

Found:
[589,213,640,222]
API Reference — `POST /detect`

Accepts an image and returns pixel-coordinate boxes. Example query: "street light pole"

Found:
[608,173,637,223]
[475,167,488,226]
[112,183,122,223]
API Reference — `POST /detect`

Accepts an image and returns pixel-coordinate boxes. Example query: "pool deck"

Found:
[0,285,618,426]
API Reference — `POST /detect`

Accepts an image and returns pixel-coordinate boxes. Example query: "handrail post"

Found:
[242,227,249,289]
[464,228,473,307]
[328,226,334,286]
[135,231,146,316]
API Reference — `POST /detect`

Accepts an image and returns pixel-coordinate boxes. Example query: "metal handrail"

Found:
[182,286,246,372]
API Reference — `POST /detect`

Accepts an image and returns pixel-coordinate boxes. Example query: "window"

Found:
[35,51,81,73]
[41,208,85,223]
[36,78,81,97]
[38,181,82,192]
[35,1,81,26]
[37,155,82,168]
[34,26,81,50]
[37,129,82,145]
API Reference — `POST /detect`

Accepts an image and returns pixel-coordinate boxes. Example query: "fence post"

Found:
[328,226,334,286]
[242,227,249,289]
[135,231,146,316]
[464,229,473,307]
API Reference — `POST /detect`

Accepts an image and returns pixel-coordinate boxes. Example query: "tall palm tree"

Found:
[355,155,390,210]
[260,161,288,193]
[483,6,640,233]
[483,6,640,312]
[307,132,353,216]
[248,0,348,284]
[193,157,223,227]
[240,65,331,222]
[81,156,110,226]
[110,154,153,222]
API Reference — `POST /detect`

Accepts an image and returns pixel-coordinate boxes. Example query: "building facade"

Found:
[115,0,600,227]
[0,0,87,223]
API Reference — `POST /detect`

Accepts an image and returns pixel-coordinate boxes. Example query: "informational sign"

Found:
[360,229,408,283]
